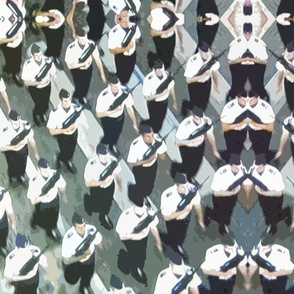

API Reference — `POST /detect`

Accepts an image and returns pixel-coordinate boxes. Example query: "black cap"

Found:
[109,75,119,85]
[75,1,87,12]
[174,172,188,184]
[129,194,144,207]
[110,274,123,289]
[255,153,266,165]
[286,41,294,53]
[229,154,241,165]
[75,26,89,37]
[8,110,20,121]
[139,123,153,135]
[38,158,49,168]
[198,41,210,53]
[166,249,182,265]
[191,105,204,117]
[243,5,252,16]
[31,43,41,54]
[153,59,163,69]
[243,23,253,33]
[15,233,28,248]
[59,89,70,99]
[96,143,108,155]
[72,212,85,225]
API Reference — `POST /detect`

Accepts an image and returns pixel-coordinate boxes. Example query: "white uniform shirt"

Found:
[61,224,102,263]
[96,85,133,118]
[150,8,170,31]
[248,99,275,124]
[116,205,159,240]
[201,244,238,280]
[276,58,294,83]
[21,56,56,88]
[4,245,41,280]
[283,115,294,143]
[251,164,284,195]
[276,13,292,26]
[108,24,141,56]
[48,9,65,29]
[84,154,119,188]
[127,134,167,167]
[154,265,202,294]
[109,0,141,14]
[0,119,34,151]
[108,288,135,294]
[184,52,220,82]
[27,169,66,203]
[221,98,247,124]
[65,40,99,70]
[211,164,245,196]
[0,188,13,219]
[161,184,201,220]
[0,78,6,92]
[47,102,87,135]
[142,70,174,101]
[176,115,212,147]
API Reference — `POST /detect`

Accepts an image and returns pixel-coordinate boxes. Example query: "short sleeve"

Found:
[0,78,6,92]
[276,61,286,72]
[257,41,268,60]
[157,140,167,154]
[161,194,173,216]
[3,192,13,214]
[84,161,93,183]
[94,231,102,245]
[150,215,159,228]
[184,56,196,78]
[95,92,108,113]
[134,26,141,39]
[125,93,134,107]
[127,143,138,163]
[227,40,239,60]
[64,45,75,66]
[108,30,118,50]
[61,233,73,258]
[46,110,57,130]
[193,191,201,206]
[211,61,220,72]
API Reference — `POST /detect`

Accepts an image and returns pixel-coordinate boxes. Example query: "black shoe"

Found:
[33,114,41,126]
[204,207,211,227]
[54,154,61,169]
[285,207,292,227]
[64,161,75,174]
[99,214,113,230]
[132,267,148,286]
[84,194,93,216]
[218,224,228,236]
[267,224,277,235]
[12,73,23,87]
[118,249,131,274]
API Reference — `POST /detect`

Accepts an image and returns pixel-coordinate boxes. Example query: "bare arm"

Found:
[150,227,162,252]
[275,127,289,158]
[126,106,138,132]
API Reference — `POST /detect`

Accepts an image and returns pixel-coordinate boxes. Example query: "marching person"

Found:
[109,0,141,15]
[65,27,106,106]
[171,105,220,182]
[183,40,220,115]
[0,76,11,117]
[0,110,39,184]
[108,274,135,294]
[21,43,57,126]
[47,88,88,174]
[4,234,47,294]
[84,143,122,230]
[227,23,268,102]
[108,12,141,85]
[61,212,103,294]
[0,186,17,256]
[142,59,177,133]
[27,158,66,241]
[116,196,162,285]
[127,123,167,201]
[96,75,138,152]
[160,172,204,261]
[205,154,246,235]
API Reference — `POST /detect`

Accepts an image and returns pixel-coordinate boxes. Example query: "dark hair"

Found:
[139,123,153,135]
[198,40,210,53]
[31,43,41,55]
[8,110,20,121]
[243,23,253,33]
[72,212,85,225]
[243,4,252,16]
[286,41,294,53]
[59,89,70,100]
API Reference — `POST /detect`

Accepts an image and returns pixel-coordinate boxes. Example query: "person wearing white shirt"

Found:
[247,155,292,235]
[142,59,177,133]
[160,172,204,261]
[21,43,57,125]
[96,75,138,150]
[108,15,141,84]
[27,158,66,240]
[0,76,11,117]
[183,40,220,114]
[205,154,246,235]
[47,89,87,174]
[109,0,141,15]
[127,123,167,201]
[108,274,135,294]
[171,105,220,182]
[154,251,202,294]
[116,197,162,285]
[0,187,16,256]
[227,23,268,102]
[276,41,294,111]
[84,143,122,230]
[4,234,47,294]
[0,110,39,184]
[61,213,103,294]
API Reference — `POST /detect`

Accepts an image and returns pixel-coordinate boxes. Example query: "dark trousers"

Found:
[56,129,78,163]
[1,42,22,74]
[248,129,272,157]
[202,275,236,294]
[171,143,205,182]
[129,161,158,201]
[28,84,51,117]
[284,79,294,111]
[87,0,105,42]
[71,66,92,104]
[101,113,125,146]
[224,130,247,157]
[31,195,59,232]
[187,79,212,111]
[63,253,95,290]
[4,144,28,178]
[145,98,168,133]
[11,271,39,294]
[115,52,136,84]
[0,211,8,248]
[260,275,290,294]
[247,63,268,99]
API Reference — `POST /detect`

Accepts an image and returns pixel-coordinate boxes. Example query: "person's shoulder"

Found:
[67,40,77,50]
[131,136,142,147]
[145,71,154,81]
[187,53,200,65]
[162,185,175,198]
[64,227,75,240]
[24,56,34,66]
[110,24,121,34]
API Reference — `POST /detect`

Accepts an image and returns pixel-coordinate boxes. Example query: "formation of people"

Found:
[1,0,294,293]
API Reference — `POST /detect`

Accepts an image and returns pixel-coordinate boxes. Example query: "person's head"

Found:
[198,41,211,60]
[139,123,154,144]
[153,59,164,77]
[130,194,145,215]
[174,172,188,194]
[109,75,120,93]
[72,212,86,235]
[31,43,42,61]
[237,90,258,104]
[118,10,129,28]
[75,27,88,45]
[168,251,185,276]
[191,106,204,124]
[37,158,50,178]
[285,41,294,60]
[59,89,71,108]
[243,0,252,15]
[9,110,21,129]
[96,143,109,164]
[15,233,29,249]
[243,23,253,40]
[110,274,124,290]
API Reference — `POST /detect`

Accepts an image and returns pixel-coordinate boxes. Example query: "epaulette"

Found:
[192,55,197,61]
[32,176,37,181]
[126,211,130,215]
[126,290,132,294]
[148,74,153,80]
[237,38,241,43]
[132,139,138,145]
[269,168,275,175]
[255,38,259,43]
[185,119,191,126]
[69,43,75,49]
[3,127,8,132]
[160,271,166,278]
[90,160,96,165]
[229,102,235,108]
[112,5,117,11]
[220,168,227,175]
[9,253,15,260]
[113,27,118,33]
[25,60,31,65]
[67,232,73,238]
[102,90,108,96]
[166,192,172,197]
[261,102,266,108]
